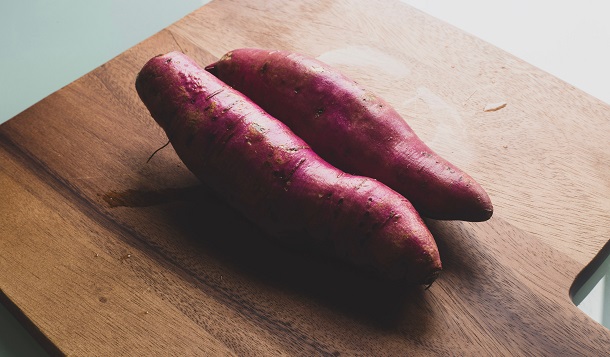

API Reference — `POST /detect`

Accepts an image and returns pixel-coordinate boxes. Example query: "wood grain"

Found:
[1,0,609,355]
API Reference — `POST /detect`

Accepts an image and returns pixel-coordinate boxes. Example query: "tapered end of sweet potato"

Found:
[204,62,218,76]
[405,160,494,222]
[422,269,442,287]
[370,213,443,285]
[475,202,494,222]
[136,52,206,131]
[455,187,494,222]
[375,253,442,286]
[415,257,443,286]
[420,194,493,222]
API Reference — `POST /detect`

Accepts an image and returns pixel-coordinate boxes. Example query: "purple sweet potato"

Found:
[135,51,441,284]
[206,49,493,222]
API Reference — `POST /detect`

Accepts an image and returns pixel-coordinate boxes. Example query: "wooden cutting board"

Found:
[1,0,609,355]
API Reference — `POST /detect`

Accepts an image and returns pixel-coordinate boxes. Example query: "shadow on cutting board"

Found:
[101,184,447,332]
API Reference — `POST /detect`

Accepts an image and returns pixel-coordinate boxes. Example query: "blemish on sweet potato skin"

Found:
[136,52,441,283]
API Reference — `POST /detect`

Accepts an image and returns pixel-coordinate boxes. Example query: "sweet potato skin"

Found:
[206,49,493,221]
[136,51,441,284]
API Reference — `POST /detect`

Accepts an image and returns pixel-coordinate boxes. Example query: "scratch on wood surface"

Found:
[169,31,186,53]
[463,89,477,106]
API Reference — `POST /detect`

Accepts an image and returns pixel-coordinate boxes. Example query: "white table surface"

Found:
[1,1,609,355]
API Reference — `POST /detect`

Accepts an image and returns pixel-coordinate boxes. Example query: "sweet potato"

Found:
[135,51,441,284]
[206,49,493,221]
